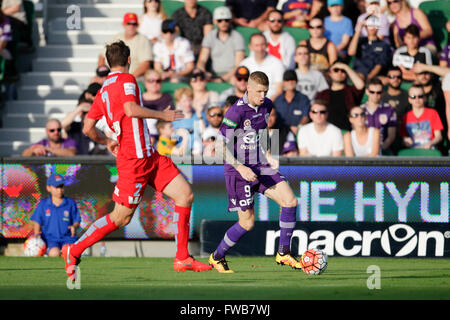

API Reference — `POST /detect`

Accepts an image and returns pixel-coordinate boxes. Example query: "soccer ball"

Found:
[300,248,328,275]
[24,237,47,257]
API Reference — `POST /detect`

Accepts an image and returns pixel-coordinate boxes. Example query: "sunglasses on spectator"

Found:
[236,77,248,82]
[368,90,382,95]
[332,68,345,73]
[191,76,205,82]
[146,79,162,83]
[309,25,323,29]
[388,74,402,79]
[127,22,138,26]
[217,19,231,23]
[350,112,366,118]
[48,128,62,133]
[409,94,425,99]
[387,0,401,5]
[311,109,327,114]
[146,0,160,2]
[208,112,223,117]
[269,18,283,23]
[162,28,175,34]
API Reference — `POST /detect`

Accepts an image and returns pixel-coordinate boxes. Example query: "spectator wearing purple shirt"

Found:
[22,119,77,157]
[361,78,397,154]
[0,11,12,60]
[439,22,450,68]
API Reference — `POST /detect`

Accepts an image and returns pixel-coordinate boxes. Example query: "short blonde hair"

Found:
[174,86,193,102]
[248,71,269,86]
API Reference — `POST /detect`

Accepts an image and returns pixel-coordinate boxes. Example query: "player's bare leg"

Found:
[62,203,134,281]
[162,173,212,272]
[264,181,302,270]
[209,208,255,273]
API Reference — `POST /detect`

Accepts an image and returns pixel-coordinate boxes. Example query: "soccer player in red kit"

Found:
[62,40,211,281]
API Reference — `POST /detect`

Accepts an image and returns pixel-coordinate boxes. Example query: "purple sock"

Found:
[213,222,248,260]
[278,206,297,255]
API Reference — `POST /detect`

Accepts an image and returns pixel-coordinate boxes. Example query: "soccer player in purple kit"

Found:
[208,71,301,273]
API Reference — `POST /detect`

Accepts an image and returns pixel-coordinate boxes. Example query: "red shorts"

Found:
[113,153,180,208]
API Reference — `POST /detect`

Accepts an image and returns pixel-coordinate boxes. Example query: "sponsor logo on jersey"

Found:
[123,82,136,96]
[244,119,252,130]
[223,117,238,128]
[45,209,51,216]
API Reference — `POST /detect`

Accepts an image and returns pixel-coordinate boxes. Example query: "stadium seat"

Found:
[206,82,233,93]
[199,1,224,14]
[400,81,412,92]
[284,27,310,44]
[397,148,442,157]
[419,1,450,50]
[161,81,189,96]
[235,26,260,56]
[162,0,184,18]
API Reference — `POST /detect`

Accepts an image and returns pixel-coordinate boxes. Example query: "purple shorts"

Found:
[225,165,285,212]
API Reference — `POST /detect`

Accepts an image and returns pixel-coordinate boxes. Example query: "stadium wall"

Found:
[1,156,449,257]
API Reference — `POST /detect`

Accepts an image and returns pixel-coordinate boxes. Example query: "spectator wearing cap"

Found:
[202,104,224,157]
[190,69,220,113]
[153,19,195,83]
[348,14,392,81]
[294,44,329,103]
[98,12,153,80]
[324,0,354,59]
[355,0,390,41]
[90,65,110,86]
[218,66,249,105]
[240,33,285,101]
[263,9,296,70]
[22,119,77,157]
[139,0,167,44]
[226,0,277,30]
[196,6,245,83]
[30,173,80,257]
[274,69,310,136]
[171,0,213,55]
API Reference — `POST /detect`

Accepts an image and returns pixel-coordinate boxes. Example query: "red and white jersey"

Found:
[87,71,155,159]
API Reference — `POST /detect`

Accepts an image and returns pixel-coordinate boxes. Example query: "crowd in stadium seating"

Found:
[9,0,450,157]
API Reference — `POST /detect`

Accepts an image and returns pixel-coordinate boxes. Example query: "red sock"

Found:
[71,214,118,258]
[174,205,191,260]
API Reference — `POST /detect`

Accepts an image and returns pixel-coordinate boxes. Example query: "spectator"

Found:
[1,0,31,47]
[61,84,108,155]
[297,100,344,156]
[0,11,12,61]
[300,17,338,71]
[197,6,245,83]
[414,68,447,154]
[355,0,390,41]
[22,119,77,157]
[348,14,392,81]
[343,105,381,156]
[401,84,443,151]
[226,0,277,30]
[90,65,110,86]
[153,19,195,83]
[139,0,167,44]
[263,9,296,70]
[282,0,324,28]
[324,0,354,59]
[274,69,310,135]
[315,60,365,131]
[202,104,224,157]
[281,139,299,156]
[190,69,220,113]
[171,0,213,55]
[388,0,436,53]
[218,66,249,105]
[294,44,329,103]
[360,77,397,154]
[439,21,450,68]
[155,120,188,157]
[223,95,239,115]
[30,173,80,257]
[172,87,206,156]
[380,66,410,129]
[267,107,293,157]
[392,24,433,82]
[240,33,285,100]
[98,13,152,80]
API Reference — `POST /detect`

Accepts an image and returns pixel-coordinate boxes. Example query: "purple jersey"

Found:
[220,92,272,176]
[362,103,397,141]
[35,138,77,157]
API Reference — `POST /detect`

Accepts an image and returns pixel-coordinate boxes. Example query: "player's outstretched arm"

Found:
[124,102,184,122]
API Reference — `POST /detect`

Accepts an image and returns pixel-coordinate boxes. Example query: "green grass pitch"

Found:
[1,256,450,301]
